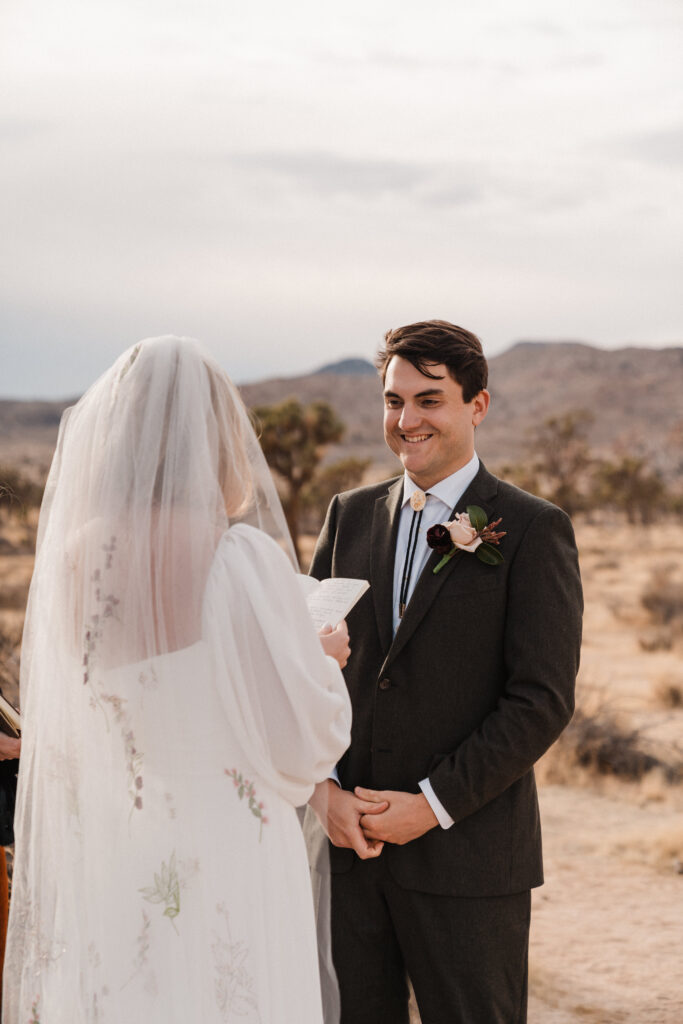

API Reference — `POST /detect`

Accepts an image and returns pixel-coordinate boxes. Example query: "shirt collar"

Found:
[401,453,480,509]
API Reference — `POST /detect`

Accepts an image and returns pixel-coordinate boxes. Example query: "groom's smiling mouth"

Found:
[401,433,433,443]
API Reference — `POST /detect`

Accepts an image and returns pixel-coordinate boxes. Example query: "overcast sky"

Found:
[1,0,681,398]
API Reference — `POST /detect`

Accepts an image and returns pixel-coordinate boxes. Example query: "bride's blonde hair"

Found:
[205,361,254,518]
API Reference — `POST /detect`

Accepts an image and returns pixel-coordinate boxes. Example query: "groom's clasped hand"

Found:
[310,777,440,859]
[355,785,439,846]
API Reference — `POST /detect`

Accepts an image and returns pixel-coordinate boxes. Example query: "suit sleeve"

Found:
[429,505,582,824]
[309,497,350,785]
[309,495,338,582]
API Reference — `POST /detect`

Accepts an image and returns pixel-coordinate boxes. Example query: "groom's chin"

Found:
[398,451,427,477]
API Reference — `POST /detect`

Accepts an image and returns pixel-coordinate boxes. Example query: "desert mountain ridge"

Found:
[2,340,682,482]
[240,340,683,480]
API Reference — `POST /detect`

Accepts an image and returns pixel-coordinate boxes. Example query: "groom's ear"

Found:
[471,389,490,427]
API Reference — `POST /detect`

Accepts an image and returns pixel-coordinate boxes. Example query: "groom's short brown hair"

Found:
[376,320,488,403]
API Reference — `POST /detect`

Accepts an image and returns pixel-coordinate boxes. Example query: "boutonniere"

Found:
[426,505,506,573]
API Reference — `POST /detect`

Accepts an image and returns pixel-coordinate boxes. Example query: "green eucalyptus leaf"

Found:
[476,542,504,565]
[467,505,488,531]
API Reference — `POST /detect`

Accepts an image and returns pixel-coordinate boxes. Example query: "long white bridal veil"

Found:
[5,336,340,1022]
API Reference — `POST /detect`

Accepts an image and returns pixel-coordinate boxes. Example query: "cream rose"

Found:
[445,513,482,552]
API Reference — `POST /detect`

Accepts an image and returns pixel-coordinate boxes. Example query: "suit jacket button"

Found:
[378,678,391,690]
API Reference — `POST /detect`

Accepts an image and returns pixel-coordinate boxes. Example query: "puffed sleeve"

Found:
[202,524,352,806]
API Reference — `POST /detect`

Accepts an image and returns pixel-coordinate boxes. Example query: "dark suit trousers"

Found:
[331,856,530,1024]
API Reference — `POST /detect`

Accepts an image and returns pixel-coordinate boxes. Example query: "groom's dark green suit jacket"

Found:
[310,462,583,898]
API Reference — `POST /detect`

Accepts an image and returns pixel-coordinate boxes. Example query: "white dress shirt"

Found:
[393,454,480,829]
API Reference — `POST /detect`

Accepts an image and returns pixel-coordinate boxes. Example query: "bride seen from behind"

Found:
[3,336,352,1023]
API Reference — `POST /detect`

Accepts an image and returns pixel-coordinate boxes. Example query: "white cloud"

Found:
[1,0,681,396]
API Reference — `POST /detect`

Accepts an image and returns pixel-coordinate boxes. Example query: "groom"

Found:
[309,320,583,1023]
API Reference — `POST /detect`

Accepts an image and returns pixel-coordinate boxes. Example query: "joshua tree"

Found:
[302,456,371,530]
[253,399,344,561]
[525,411,594,517]
[595,456,669,524]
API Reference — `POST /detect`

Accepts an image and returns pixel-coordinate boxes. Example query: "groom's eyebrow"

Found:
[385,389,444,397]
[384,388,445,398]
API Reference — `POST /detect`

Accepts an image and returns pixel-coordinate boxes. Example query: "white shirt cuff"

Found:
[328,767,341,787]
[419,777,454,829]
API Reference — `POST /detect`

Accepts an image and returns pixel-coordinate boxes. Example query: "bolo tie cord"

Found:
[399,507,423,618]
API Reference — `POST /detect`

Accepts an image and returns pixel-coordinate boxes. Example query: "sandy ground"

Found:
[523,521,683,1023]
[407,520,683,1023]
[528,785,683,1023]
[2,518,683,1021]
[407,781,683,1023]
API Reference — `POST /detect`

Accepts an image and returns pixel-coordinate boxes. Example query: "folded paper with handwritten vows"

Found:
[297,576,370,631]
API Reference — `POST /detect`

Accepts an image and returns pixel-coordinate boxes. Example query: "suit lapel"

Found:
[370,477,403,654]
[380,463,499,671]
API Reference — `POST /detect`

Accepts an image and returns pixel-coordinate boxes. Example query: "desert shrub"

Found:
[653,677,683,709]
[507,420,679,522]
[593,557,620,571]
[0,582,30,611]
[0,536,18,556]
[566,710,661,780]
[641,568,683,627]
[0,466,44,519]
[639,630,673,652]
[0,624,22,698]
[602,821,683,874]
[495,462,540,496]
[549,706,682,785]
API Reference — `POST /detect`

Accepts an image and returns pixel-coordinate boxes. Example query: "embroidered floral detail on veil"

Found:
[139,853,182,932]
[82,538,119,700]
[224,769,268,841]
[100,693,144,816]
[212,903,261,1022]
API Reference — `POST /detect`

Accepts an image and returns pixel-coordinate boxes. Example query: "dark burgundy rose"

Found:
[426,524,452,554]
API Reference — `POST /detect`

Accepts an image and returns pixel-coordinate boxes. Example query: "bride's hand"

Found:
[318,620,351,669]
[309,780,385,859]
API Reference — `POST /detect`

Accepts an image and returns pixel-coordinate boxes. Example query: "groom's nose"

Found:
[398,403,421,430]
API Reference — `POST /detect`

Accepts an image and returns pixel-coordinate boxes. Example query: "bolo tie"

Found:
[399,489,427,618]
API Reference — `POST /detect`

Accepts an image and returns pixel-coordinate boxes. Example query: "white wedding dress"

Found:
[5,523,350,1023]
[4,331,357,1024]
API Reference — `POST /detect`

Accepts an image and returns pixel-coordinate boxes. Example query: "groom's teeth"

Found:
[403,434,431,443]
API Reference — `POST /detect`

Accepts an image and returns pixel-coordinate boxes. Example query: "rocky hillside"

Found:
[241,342,683,479]
[2,342,682,481]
